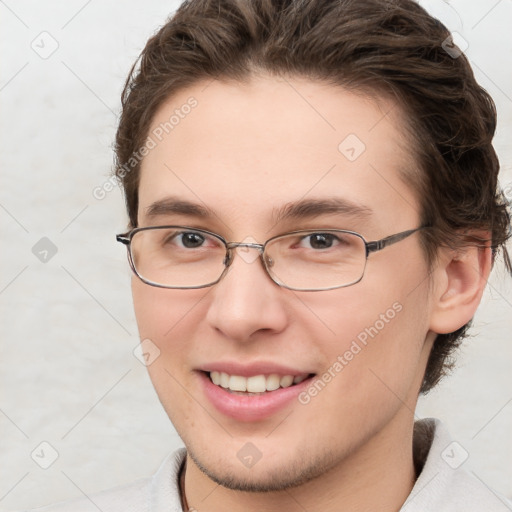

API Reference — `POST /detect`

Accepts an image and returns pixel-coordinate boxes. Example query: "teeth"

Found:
[280,375,294,388]
[220,372,230,388]
[247,375,266,393]
[208,371,309,393]
[266,374,281,391]
[228,375,247,392]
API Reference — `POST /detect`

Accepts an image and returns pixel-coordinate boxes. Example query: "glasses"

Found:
[116,225,426,291]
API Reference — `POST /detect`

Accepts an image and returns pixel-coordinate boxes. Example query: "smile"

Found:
[208,371,311,394]
[199,368,316,422]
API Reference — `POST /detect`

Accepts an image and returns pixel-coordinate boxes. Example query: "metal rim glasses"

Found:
[116,225,427,292]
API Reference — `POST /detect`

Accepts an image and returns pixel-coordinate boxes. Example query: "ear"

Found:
[429,235,492,335]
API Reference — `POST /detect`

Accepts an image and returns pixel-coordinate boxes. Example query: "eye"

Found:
[179,233,205,248]
[299,233,339,250]
[177,231,206,248]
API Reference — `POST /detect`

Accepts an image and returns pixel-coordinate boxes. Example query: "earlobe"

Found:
[429,241,492,335]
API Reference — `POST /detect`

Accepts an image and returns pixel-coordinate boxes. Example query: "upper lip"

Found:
[197,361,313,377]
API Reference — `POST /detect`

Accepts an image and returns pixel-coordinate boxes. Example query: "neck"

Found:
[182,410,418,512]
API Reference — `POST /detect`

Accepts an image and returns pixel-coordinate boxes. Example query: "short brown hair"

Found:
[114,0,511,393]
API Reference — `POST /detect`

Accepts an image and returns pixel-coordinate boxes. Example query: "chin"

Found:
[187,442,339,493]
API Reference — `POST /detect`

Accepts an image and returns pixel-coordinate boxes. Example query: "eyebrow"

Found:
[272,198,373,224]
[145,196,214,219]
[144,196,373,225]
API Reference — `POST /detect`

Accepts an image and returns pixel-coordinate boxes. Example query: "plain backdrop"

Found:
[1,0,511,510]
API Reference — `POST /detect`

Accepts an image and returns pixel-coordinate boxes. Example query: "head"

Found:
[114,0,510,492]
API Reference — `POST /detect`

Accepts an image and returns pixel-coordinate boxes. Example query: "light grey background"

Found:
[1,0,511,510]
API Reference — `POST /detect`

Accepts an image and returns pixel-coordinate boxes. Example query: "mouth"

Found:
[197,360,317,421]
[205,370,315,395]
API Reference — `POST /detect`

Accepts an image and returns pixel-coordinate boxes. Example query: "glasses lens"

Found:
[265,230,366,290]
[130,227,226,288]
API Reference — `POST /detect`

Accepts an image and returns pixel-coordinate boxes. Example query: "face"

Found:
[132,75,435,491]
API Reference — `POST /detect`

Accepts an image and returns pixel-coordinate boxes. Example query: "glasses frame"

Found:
[116,225,427,291]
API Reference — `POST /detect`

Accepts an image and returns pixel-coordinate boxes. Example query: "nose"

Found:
[205,246,289,342]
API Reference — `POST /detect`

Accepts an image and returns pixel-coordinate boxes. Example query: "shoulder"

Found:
[20,448,187,512]
[403,418,512,512]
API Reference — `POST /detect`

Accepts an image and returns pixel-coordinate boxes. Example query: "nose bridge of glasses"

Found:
[223,241,266,267]
[226,242,265,251]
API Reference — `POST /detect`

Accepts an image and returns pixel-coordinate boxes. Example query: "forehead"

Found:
[138,75,419,232]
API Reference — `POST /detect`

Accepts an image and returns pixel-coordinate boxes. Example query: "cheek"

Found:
[131,278,169,340]
[298,252,431,395]
[131,278,209,418]
[132,277,202,339]
[294,285,430,446]
[130,275,219,427]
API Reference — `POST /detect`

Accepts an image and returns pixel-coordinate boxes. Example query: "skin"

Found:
[131,74,491,512]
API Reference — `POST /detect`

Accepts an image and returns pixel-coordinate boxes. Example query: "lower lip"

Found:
[199,371,314,422]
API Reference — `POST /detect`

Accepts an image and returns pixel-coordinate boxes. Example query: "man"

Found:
[33,0,511,510]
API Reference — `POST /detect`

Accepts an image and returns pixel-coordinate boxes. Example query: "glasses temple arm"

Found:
[116,234,131,245]
[366,227,426,255]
